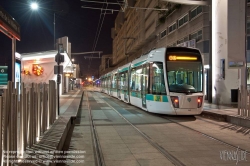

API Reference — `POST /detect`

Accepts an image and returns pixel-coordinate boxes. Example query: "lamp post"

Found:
[30,2,56,49]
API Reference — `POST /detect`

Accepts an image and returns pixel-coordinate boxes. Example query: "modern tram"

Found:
[99,47,204,115]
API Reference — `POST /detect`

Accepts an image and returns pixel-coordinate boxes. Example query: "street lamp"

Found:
[30,2,39,10]
[30,2,56,49]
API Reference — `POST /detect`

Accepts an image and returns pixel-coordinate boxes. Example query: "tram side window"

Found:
[117,74,121,89]
[107,76,111,88]
[120,72,128,89]
[152,62,166,94]
[123,72,128,89]
[130,66,142,91]
[112,74,117,88]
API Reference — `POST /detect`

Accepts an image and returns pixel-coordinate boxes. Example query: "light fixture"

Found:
[30,2,39,10]
[32,64,44,76]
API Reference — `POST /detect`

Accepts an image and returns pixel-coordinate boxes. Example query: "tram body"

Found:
[100,47,204,115]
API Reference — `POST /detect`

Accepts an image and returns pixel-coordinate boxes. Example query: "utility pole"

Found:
[55,44,64,116]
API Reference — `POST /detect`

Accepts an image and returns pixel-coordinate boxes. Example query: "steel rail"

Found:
[159,115,250,156]
[85,91,105,166]
[92,92,186,166]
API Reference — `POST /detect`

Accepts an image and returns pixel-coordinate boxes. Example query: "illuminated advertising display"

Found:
[15,62,21,93]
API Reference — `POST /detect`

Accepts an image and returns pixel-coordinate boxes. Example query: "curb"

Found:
[201,111,250,128]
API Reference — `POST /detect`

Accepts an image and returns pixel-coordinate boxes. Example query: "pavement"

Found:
[15,86,250,165]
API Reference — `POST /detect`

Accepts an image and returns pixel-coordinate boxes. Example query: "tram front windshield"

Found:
[167,61,203,93]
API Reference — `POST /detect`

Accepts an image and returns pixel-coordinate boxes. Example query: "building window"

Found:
[247,17,250,35]
[160,30,167,39]
[190,30,202,42]
[168,23,177,34]
[178,14,189,28]
[190,6,202,20]
[177,36,189,44]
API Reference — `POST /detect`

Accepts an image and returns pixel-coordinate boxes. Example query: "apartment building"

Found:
[100,0,210,73]
[100,0,248,104]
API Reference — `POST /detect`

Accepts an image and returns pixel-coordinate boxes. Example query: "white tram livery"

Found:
[100,47,204,115]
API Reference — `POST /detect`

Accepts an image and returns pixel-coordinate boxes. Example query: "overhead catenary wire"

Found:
[81,0,169,11]
[87,0,109,73]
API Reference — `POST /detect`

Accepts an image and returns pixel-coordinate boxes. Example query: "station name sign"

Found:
[0,6,20,40]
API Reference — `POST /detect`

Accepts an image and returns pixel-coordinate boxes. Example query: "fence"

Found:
[0,80,57,165]
[238,85,250,117]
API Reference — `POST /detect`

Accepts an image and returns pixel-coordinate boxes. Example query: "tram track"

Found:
[85,91,105,166]
[90,90,250,165]
[90,91,186,166]
[159,115,250,156]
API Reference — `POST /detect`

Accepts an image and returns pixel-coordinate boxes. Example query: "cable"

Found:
[88,0,109,73]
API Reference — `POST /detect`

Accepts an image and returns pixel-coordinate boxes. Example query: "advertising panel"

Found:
[15,62,21,94]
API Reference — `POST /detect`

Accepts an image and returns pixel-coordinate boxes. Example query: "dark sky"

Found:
[0,0,119,77]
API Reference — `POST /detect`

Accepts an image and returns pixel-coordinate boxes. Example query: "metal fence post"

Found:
[0,96,3,165]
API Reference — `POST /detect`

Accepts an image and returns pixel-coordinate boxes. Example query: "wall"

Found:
[21,52,72,95]
[212,0,243,104]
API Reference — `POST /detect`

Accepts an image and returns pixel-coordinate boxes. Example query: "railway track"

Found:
[87,90,250,165]
[85,91,105,166]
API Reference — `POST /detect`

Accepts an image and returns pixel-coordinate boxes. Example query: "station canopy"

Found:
[0,6,20,40]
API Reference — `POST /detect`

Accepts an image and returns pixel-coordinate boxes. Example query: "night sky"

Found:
[0,0,120,77]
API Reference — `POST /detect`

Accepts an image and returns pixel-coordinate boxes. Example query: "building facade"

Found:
[100,0,249,104]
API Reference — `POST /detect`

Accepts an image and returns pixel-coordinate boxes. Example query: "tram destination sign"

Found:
[0,6,20,40]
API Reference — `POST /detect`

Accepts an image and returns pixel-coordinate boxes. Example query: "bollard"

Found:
[42,83,46,132]
[28,90,32,147]
[0,97,3,165]
[248,90,250,117]
[3,89,7,166]
[238,89,240,115]
[24,88,27,151]
[34,83,37,143]
[37,83,41,140]
[53,81,56,122]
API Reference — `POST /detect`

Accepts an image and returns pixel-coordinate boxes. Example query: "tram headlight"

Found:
[170,96,179,108]
[197,96,203,108]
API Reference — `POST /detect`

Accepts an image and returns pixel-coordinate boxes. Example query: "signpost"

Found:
[55,44,64,116]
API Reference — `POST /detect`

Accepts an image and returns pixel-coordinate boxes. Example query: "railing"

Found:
[0,80,57,165]
[238,85,250,117]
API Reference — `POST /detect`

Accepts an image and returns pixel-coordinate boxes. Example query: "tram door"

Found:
[141,64,148,108]
[123,72,128,102]
[117,73,121,99]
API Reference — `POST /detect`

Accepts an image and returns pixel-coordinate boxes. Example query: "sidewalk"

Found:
[19,88,83,166]
[202,102,250,128]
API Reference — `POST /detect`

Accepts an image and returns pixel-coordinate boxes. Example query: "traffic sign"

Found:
[54,65,63,74]
[57,75,61,84]
[0,66,8,87]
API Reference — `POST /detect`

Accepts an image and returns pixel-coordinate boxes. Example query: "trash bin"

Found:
[231,89,238,102]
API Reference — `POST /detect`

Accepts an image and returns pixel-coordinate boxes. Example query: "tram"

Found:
[100,47,204,115]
